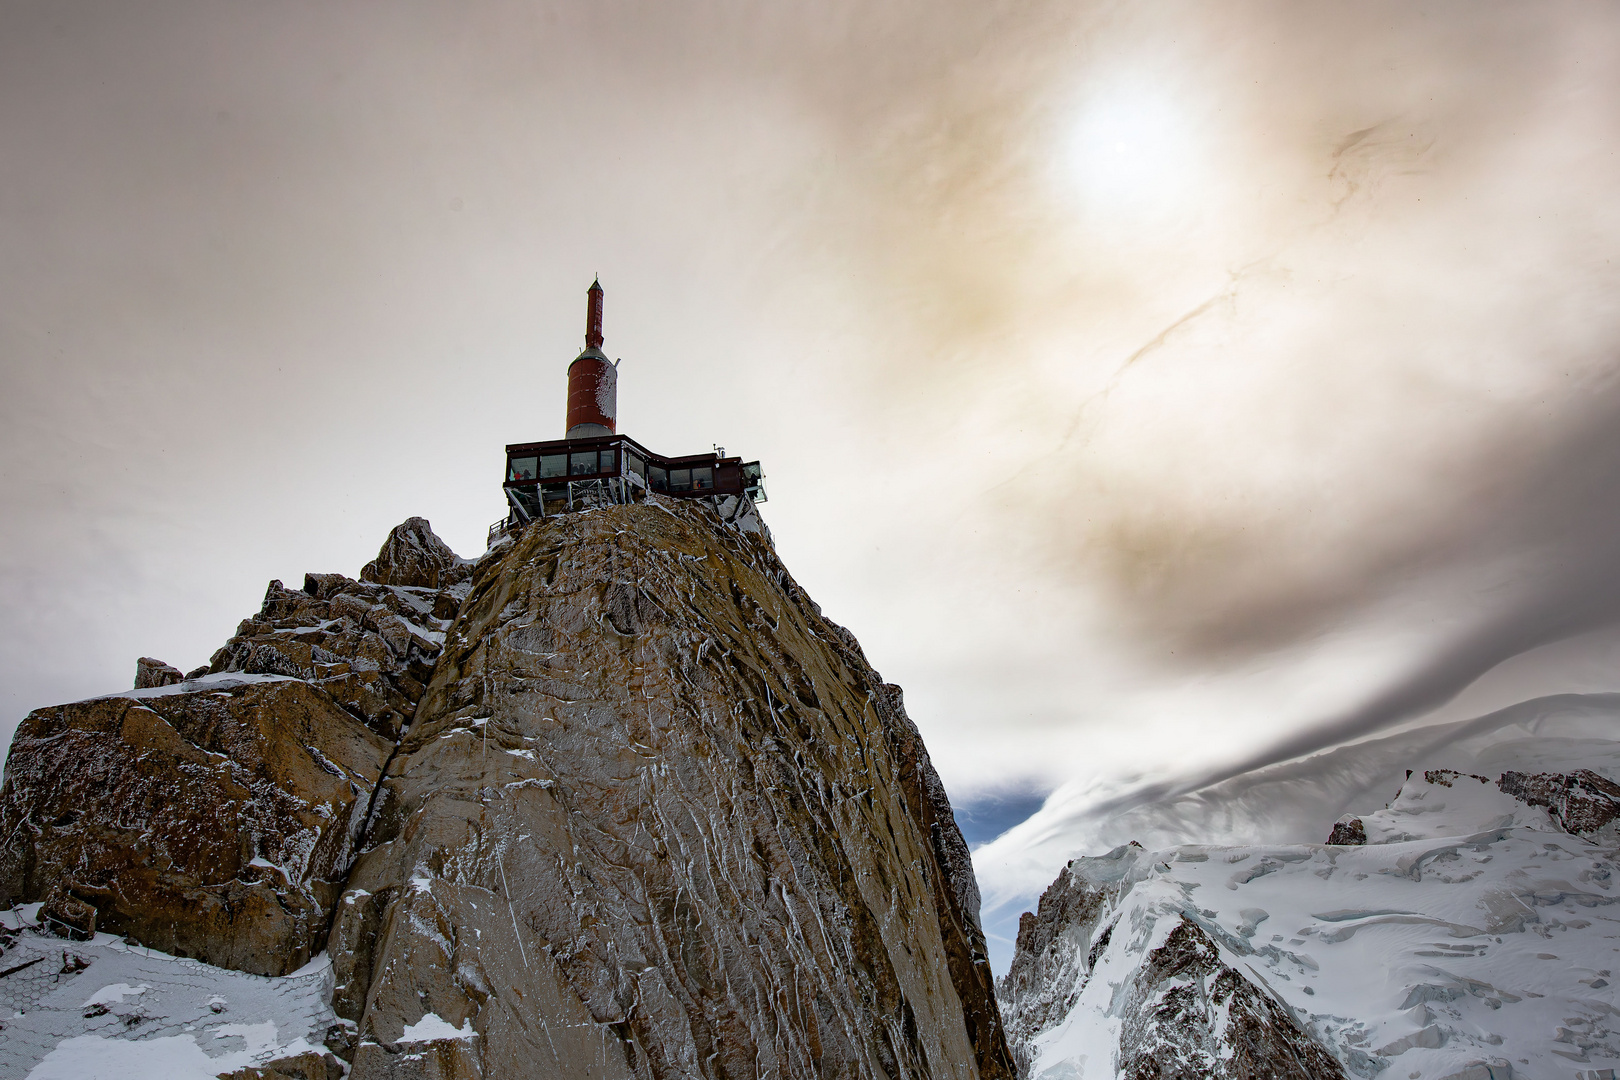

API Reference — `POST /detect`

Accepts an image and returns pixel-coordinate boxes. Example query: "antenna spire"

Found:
[585,277,604,349]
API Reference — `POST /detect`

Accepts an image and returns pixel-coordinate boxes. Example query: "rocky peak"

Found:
[361,515,474,590]
[1498,768,1620,840]
[133,655,184,689]
[0,504,1013,1079]
[331,496,1013,1078]
[1112,918,1349,1080]
[998,861,1119,1072]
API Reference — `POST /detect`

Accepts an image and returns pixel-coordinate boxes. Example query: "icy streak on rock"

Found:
[331,497,1014,1080]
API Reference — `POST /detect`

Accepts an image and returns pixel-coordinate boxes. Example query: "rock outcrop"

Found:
[333,497,1013,1079]
[1325,815,1366,845]
[207,567,466,742]
[134,655,185,689]
[0,678,393,974]
[0,518,470,976]
[361,516,475,591]
[0,505,1012,1078]
[1114,919,1348,1080]
[1498,768,1620,840]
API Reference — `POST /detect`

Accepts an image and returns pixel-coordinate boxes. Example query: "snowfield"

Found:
[1008,760,1620,1080]
[0,906,340,1080]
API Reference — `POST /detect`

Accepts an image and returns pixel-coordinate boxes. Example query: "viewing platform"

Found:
[502,433,765,524]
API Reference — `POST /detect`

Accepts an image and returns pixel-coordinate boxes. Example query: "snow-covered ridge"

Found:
[1000,754,1620,1080]
[91,670,301,702]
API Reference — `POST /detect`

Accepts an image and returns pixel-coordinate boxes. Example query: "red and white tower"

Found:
[565,277,617,439]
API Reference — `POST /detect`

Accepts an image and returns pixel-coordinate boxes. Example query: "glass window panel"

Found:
[649,466,667,491]
[691,467,713,490]
[508,456,537,481]
[670,468,692,492]
[570,451,596,476]
[540,454,568,479]
[627,453,646,478]
[599,449,616,472]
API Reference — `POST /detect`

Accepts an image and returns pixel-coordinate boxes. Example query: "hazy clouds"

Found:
[5,1,1620,946]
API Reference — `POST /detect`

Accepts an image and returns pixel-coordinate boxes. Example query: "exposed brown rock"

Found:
[217,1050,348,1080]
[135,656,184,689]
[332,497,1013,1080]
[39,890,97,939]
[0,678,393,976]
[3,510,1010,1076]
[361,516,473,591]
[1498,769,1620,840]
[1118,919,1348,1080]
[1327,815,1367,845]
[1425,769,1491,787]
[207,572,460,741]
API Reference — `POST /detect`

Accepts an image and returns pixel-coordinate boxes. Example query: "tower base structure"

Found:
[494,432,765,540]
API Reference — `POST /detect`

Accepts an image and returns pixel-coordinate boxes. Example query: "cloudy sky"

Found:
[5,1,1620,970]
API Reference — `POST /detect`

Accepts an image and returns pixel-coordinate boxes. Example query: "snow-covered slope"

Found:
[999,753,1620,1080]
[0,906,343,1079]
[975,693,1620,973]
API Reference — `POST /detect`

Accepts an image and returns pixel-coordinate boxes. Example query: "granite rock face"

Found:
[207,561,468,741]
[1113,920,1348,1080]
[0,678,393,975]
[362,515,475,591]
[333,497,1013,1080]
[0,505,1011,1078]
[0,518,470,977]
[134,656,185,689]
[1497,768,1620,840]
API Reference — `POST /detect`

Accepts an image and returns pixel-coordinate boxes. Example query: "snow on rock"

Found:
[1000,756,1620,1080]
[105,671,303,701]
[1357,769,1552,845]
[208,569,464,742]
[398,1012,476,1043]
[0,910,342,1080]
[79,982,149,1007]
